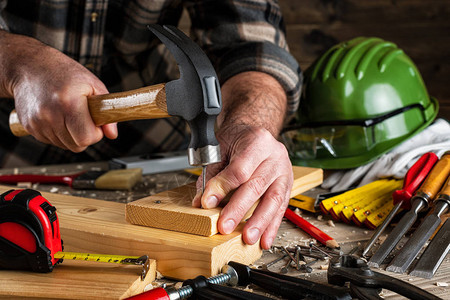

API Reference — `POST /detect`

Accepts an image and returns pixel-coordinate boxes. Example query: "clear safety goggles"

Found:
[281,103,428,160]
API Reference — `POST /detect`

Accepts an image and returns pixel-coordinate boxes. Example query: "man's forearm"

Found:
[219,71,288,137]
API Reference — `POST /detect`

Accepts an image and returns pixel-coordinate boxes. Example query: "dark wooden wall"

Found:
[279,0,450,120]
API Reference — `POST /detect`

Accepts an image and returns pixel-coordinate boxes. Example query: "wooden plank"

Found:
[0,259,156,299]
[0,185,262,281]
[125,166,323,236]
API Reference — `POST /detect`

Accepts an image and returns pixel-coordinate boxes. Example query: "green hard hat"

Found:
[283,37,438,169]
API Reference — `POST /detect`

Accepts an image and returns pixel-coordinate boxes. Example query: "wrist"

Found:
[218,71,288,137]
[0,30,51,98]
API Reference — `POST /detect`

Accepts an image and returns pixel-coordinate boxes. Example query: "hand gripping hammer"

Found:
[9,25,222,175]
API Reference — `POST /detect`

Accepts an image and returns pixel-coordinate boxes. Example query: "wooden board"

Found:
[0,185,262,281]
[125,166,323,236]
[0,259,156,299]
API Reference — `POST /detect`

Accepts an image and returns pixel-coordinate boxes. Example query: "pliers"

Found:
[328,255,442,300]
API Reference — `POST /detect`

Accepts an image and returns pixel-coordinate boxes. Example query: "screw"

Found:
[167,265,238,299]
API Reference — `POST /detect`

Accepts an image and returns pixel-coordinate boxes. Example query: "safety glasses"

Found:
[282,103,429,160]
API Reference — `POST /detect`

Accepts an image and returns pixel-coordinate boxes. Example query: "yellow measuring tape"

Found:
[53,252,150,279]
[53,251,145,264]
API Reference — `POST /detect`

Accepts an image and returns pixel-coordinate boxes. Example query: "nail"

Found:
[222,219,235,234]
[282,246,298,270]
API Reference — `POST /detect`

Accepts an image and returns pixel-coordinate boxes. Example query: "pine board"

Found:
[0,259,156,299]
[125,166,323,236]
[0,185,262,281]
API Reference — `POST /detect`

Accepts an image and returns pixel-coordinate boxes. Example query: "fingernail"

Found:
[247,227,260,244]
[204,195,219,208]
[222,219,235,234]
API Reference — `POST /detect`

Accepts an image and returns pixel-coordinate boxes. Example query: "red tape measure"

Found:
[0,189,63,272]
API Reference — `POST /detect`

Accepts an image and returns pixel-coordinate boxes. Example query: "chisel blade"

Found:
[386,212,442,273]
[368,201,424,268]
[410,218,450,278]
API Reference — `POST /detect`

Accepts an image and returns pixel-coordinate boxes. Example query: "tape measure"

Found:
[0,189,149,278]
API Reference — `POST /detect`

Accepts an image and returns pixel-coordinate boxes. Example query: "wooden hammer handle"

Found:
[9,83,170,137]
[416,152,450,200]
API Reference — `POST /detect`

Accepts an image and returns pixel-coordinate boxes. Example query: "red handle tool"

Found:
[392,152,439,210]
[362,152,438,257]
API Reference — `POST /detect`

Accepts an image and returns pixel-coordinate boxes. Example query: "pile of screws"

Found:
[260,242,342,274]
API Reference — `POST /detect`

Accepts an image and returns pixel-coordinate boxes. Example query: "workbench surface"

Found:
[0,162,448,299]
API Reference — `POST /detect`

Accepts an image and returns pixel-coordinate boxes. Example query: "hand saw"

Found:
[0,189,150,279]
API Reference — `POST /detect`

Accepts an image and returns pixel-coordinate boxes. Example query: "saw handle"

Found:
[414,151,450,205]
[392,152,438,209]
[9,84,170,137]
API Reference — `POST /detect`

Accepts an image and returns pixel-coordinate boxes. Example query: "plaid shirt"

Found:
[0,0,301,167]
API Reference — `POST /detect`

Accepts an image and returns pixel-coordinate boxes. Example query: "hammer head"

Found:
[148,25,222,166]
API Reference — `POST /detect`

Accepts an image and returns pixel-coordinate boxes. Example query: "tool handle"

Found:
[437,175,450,198]
[0,174,79,186]
[124,287,169,300]
[9,84,170,137]
[415,151,450,204]
[392,152,438,209]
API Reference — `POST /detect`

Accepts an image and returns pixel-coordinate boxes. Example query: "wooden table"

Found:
[0,162,448,299]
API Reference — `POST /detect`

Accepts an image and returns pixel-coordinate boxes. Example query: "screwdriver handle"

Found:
[414,151,450,207]
[392,152,438,209]
[436,175,450,202]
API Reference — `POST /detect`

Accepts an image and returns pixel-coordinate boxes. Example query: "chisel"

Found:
[386,174,450,273]
[368,151,450,268]
[409,218,450,278]
[362,152,438,257]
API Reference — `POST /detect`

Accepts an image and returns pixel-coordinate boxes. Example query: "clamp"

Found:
[328,255,442,300]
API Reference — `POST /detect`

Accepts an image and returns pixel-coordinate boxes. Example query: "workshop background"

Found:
[281,0,450,120]
[185,0,450,120]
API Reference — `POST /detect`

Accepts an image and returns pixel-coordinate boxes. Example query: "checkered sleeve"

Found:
[185,0,301,115]
[0,0,9,30]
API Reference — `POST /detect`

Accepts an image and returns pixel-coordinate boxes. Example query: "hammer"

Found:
[9,25,222,189]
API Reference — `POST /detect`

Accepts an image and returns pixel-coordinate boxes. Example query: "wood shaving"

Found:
[317,215,323,221]
[327,220,335,227]
[243,285,253,292]
[174,282,183,289]
[50,187,59,193]
[435,282,448,287]
[143,284,154,292]
[17,182,32,188]
[320,265,328,270]
[294,208,302,215]
[156,270,163,279]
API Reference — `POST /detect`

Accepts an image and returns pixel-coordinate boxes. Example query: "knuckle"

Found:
[267,189,288,208]
[246,176,267,196]
[230,166,252,185]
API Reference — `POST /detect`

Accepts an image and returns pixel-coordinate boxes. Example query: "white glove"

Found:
[322,118,450,192]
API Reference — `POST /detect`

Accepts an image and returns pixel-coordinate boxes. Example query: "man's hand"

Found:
[192,71,293,249]
[0,31,117,151]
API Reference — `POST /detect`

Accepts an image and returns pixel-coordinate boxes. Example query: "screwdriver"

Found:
[362,152,438,257]
[386,174,450,273]
[368,151,450,268]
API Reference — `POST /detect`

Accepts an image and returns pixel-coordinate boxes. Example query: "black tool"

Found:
[228,261,352,300]
[328,255,441,300]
